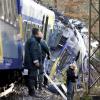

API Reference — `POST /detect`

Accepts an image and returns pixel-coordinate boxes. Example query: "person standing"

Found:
[40,39,51,89]
[36,32,50,90]
[24,28,42,96]
[67,64,78,100]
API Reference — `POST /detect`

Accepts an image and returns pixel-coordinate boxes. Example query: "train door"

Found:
[23,21,41,42]
[41,15,45,33]
[42,15,49,40]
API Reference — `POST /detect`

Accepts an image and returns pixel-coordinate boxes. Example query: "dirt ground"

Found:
[0,86,63,100]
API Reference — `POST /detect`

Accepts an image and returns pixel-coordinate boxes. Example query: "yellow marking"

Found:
[18,15,24,39]
[62,68,67,84]
[50,57,60,79]
[0,32,3,63]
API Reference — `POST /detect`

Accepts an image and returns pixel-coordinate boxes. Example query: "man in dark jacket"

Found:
[67,64,78,100]
[39,39,50,89]
[24,28,42,96]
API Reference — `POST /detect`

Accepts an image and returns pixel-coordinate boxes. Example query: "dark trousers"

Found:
[27,69,38,95]
[38,67,44,89]
[67,81,75,100]
[44,75,48,86]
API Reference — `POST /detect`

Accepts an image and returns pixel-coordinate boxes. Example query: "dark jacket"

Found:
[67,68,78,83]
[24,36,42,69]
[40,40,50,63]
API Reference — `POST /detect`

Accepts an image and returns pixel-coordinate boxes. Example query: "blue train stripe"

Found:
[22,14,42,25]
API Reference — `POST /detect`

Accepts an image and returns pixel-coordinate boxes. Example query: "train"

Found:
[0,0,88,95]
[0,0,55,87]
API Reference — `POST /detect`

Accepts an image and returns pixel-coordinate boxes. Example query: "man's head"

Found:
[32,28,39,37]
[32,28,44,38]
[32,28,44,42]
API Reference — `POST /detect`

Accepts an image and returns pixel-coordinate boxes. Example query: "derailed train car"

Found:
[0,0,88,94]
[48,14,88,84]
[0,0,55,87]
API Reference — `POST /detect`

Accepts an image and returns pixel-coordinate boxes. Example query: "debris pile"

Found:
[0,85,63,100]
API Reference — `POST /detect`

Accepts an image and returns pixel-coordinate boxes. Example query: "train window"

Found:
[1,0,9,21]
[9,0,13,22]
[0,0,3,18]
[8,0,11,20]
[7,0,17,23]
[11,0,17,22]
[7,0,10,21]
[23,23,41,41]
[26,24,30,31]
[5,0,10,20]
[23,22,32,41]
[32,24,38,29]
[1,0,17,23]
[2,0,7,19]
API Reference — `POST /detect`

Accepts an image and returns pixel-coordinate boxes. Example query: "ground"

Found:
[0,85,63,100]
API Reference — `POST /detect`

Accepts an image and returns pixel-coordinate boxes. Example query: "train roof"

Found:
[21,0,55,16]
[21,0,55,25]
